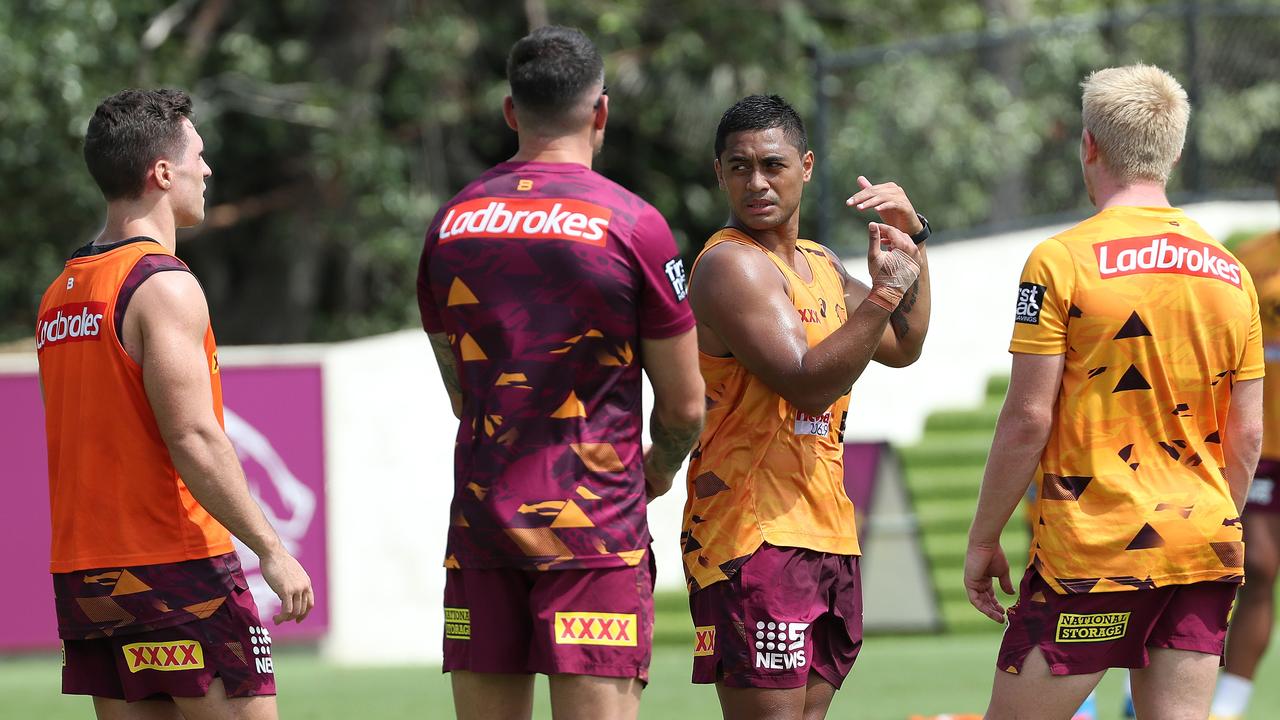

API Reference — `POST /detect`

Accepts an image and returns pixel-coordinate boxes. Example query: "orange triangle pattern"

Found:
[617,549,647,566]
[570,443,624,473]
[551,391,586,418]
[576,485,603,500]
[459,334,487,361]
[183,597,226,620]
[110,570,152,597]
[551,500,595,528]
[447,278,479,306]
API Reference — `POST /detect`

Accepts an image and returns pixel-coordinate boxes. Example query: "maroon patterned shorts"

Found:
[442,552,654,680]
[688,543,863,689]
[1245,459,1280,513]
[997,569,1237,676]
[60,557,275,701]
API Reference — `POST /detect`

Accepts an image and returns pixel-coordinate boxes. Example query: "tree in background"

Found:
[2,0,1277,344]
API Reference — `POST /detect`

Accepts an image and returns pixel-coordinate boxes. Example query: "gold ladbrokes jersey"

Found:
[1011,206,1263,594]
[681,229,857,592]
[1233,231,1280,460]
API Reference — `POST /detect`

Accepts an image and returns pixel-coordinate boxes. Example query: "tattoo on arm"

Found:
[428,332,464,417]
[889,279,920,339]
[648,409,703,476]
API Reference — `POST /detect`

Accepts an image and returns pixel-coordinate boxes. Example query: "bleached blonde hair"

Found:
[1081,64,1190,184]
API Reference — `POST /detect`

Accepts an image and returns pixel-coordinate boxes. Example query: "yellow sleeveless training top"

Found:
[680,228,858,592]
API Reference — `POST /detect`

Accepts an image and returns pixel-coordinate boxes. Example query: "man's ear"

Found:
[502,96,519,132]
[1082,129,1100,163]
[152,158,174,191]
[802,150,815,183]
[714,158,725,190]
[593,94,608,131]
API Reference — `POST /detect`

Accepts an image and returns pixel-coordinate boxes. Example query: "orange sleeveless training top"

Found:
[36,239,232,573]
[680,228,858,592]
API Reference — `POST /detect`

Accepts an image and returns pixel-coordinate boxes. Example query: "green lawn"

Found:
[6,625,1278,719]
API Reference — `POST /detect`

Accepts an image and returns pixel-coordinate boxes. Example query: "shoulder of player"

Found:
[803,241,852,280]
[691,240,784,294]
[129,268,209,333]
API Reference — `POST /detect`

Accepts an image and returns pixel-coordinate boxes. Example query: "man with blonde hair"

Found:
[965,64,1263,719]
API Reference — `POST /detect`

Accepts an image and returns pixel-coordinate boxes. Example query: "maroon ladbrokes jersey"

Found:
[418,161,694,571]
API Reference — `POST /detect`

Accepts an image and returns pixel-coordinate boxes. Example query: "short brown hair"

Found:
[1081,65,1189,185]
[84,88,194,200]
[506,26,604,133]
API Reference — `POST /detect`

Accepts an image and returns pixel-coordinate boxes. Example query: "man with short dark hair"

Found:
[418,26,704,720]
[681,93,932,719]
[37,88,313,719]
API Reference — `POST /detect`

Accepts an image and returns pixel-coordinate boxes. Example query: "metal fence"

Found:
[809,1,1280,248]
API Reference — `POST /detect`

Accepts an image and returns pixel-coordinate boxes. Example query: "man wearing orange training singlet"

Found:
[682,94,933,719]
[36,88,312,719]
[965,65,1264,720]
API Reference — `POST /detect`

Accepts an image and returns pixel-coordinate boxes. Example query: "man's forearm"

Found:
[167,427,283,557]
[428,331,463,418]
[1224,429,1262,512]
[791,300,892,414]
[647,407,703,477]
[970,415,1050,545]
[888,248,931,350]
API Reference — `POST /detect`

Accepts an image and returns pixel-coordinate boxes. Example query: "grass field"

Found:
[5,605,1279,720]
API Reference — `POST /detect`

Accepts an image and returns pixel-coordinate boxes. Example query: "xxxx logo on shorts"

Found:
[554,612,637,647]
[1055,612,1130,643]
[122,640,204,673]
[693,626,715,657]
[445,607,471,640]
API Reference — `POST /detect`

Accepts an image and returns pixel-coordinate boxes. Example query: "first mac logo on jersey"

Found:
[1015,282,1047,325]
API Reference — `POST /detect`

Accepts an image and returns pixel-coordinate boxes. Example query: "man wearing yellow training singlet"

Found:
[1210,174,1280,720]
[965,65,1264,720]
[681,95,933,719]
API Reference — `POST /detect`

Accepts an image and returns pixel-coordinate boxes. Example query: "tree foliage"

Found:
[1,0,1277,344]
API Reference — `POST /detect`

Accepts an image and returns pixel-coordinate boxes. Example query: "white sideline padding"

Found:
[313,329,691,664]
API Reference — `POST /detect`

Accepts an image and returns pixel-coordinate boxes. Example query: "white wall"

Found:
[841,200,1277,446]
[313,330,691,664]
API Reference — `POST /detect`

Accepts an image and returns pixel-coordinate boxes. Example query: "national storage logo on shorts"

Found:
[122,640,205,673]
[554,612,637,646]
[445,607,471,640]
[1055,612,1130,643]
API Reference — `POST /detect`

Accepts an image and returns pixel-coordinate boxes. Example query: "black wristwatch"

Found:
[910,213,931,245]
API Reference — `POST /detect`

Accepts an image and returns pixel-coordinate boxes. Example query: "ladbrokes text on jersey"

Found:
[36,302,107,352]
[1094,234,1242,287]
[438,197,612,246]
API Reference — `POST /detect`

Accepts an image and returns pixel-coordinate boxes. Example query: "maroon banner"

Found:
[0,364,328,650]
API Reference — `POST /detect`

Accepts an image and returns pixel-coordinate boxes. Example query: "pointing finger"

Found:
[858,175,873,190]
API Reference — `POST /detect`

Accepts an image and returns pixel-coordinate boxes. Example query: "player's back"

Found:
[419,161,689,570]
[1013,205,1262,592]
